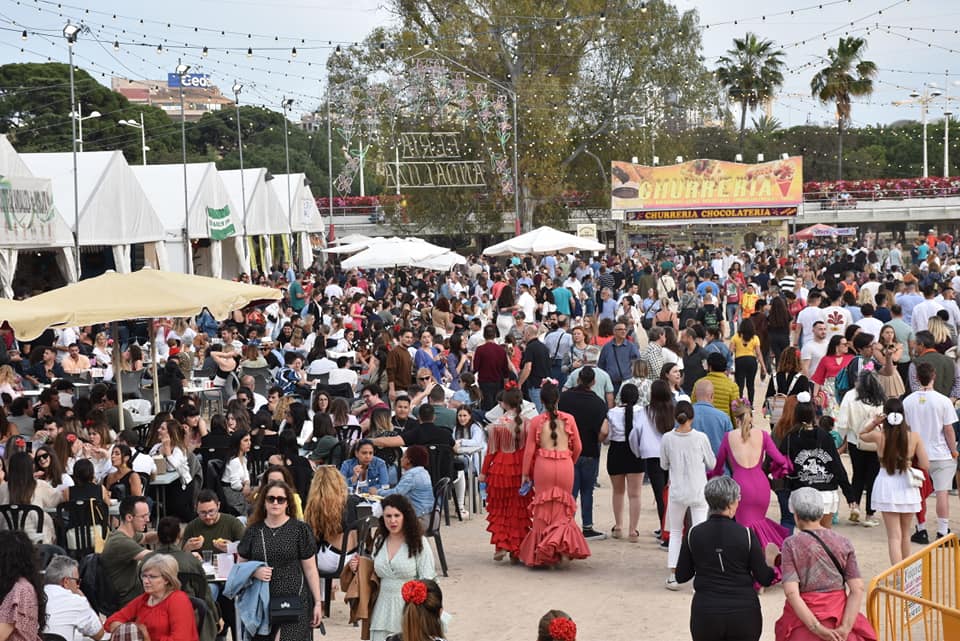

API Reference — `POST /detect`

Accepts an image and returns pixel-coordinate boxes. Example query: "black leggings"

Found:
[848,442,881,515]
[735,356,759,405]
[768,329,791,366]
[643,457,668,526]
[691,608,763,641]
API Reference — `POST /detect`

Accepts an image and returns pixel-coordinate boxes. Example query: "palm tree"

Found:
[811,36,877,180]
[715,33,786,153]
[752,114,782,139]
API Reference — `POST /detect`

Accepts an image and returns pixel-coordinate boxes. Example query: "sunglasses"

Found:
[36,453,50,462]
[265,495,288,505]
[418,377,432,382]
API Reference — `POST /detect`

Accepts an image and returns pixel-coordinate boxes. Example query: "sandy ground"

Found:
[319,405,955,640]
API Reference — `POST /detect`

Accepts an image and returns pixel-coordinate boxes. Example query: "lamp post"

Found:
[63,22,82,277]
[281,97,294,262]
[72,103,100,152]
[233,83,248,267]
[176,61,192,273]
[118,113,148,165]
[902,86,944,178]
[946,110,954,178]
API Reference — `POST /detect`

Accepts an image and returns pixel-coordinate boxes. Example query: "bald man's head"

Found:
[694,378,714,402]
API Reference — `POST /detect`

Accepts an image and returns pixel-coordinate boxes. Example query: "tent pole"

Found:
[111,322,125,433]
[152,319,160,411]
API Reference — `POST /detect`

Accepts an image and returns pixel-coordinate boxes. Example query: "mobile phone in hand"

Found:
[318,622,326,635]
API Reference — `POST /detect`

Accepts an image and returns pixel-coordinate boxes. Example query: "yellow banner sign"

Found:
[611,157,803,211]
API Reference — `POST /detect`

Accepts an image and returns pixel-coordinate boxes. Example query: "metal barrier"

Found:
[867,533,960,641]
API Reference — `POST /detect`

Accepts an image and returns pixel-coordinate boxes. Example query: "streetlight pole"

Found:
[326,84,334,238]
[233,83,248,268]
[281,97,294,263]
[904,86,943,178]
[946,110,954,178]
[176,61,192,274]
[119,113,148,165]
[64,22,81,278]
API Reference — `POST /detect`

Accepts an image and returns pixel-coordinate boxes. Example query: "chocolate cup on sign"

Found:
[612,186,639,199]
[777,179,793,197]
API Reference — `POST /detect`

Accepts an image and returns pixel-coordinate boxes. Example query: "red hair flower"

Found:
[14,437,25,449]
[401,580,428,606]
[504,380,519,391]
[66,433,77,443]
[548,617,577,641]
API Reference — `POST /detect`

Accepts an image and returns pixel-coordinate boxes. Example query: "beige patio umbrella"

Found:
[10,269,282,428]
[0,298,69,341]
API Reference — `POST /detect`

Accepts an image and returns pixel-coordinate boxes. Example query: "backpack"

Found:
[79,552,120,616]
[765,373,802,425]
[834,357,858,403]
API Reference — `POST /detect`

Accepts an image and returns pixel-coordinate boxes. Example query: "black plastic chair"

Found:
[426,445,462,526]
[38,544,67,568]
[425,478,450,577]
[318,525,354,617]
[205,459,238,516]
[56,499,108,560]
[248,445,275,480]
[0,503,46,538]
[188,595,207,639]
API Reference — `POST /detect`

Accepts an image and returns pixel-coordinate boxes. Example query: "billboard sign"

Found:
[611,157,802,215]
[167,73,212,88]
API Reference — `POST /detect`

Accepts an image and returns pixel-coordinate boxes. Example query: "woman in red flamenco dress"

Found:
[479,387,532,562]
[518,382,591,567]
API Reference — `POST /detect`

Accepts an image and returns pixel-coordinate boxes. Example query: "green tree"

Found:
[810,36,877,180]
[715,33,785,153]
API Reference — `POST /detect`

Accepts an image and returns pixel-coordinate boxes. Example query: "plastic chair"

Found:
[188,595,207,640]
[0,503,45,538]
[427,445,462,525]
[123,398,153,423]
[119,370,145,400]
[205,459,238,516]
[56,499,108,560]
[425,478,450,576]
[318,525,353,617]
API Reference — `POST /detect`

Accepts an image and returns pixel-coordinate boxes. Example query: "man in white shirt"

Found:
[856,304,884,339]
[43,555,104,641]
[911,285,945,333]
[328,356,360,391]
[821,289,852,340]
[800,321,829,377]
[516,282,537,324]
[904,362,959,542]
[55,326,79,363]
[324,278,344,300]
[465,318,485,353]
[936,285,960,329]
[795,290,825,347]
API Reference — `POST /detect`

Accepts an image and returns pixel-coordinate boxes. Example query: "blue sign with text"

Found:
[167,73,212,88]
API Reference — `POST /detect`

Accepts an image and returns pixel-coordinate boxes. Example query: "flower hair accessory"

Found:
[887,412,904,426]
[401,580,428,606]
[548,617,577,641]
[66,433,77,443]
[863,361,876,373]
[13,437,25,449]
[731,397,751,411]
[542,377,559,387]
[796,391,812,404]
[504,380,519,391]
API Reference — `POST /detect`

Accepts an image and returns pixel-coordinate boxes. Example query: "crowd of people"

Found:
[0,230,959,640]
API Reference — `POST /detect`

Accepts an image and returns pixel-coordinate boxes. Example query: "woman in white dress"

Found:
[859,397,929,565]
[348,494,435,641]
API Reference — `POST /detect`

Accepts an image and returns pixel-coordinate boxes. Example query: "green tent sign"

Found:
[206,205,235,240]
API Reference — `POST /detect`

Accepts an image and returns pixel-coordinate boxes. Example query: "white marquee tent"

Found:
[271,172,324,270]
[21,151,167,274]
[131,163,248,278]
[0,136,77,295]
[220,168,290,272]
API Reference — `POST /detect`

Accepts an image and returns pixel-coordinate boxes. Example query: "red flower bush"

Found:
[548,617,577,641]
[803,176,960,203]
[401,580,428,606]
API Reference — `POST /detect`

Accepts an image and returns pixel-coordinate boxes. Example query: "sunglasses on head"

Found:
[265,495,288,505]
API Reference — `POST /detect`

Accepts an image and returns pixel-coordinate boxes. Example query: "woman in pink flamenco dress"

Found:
[518,382,591,568]
[709,398,793,584]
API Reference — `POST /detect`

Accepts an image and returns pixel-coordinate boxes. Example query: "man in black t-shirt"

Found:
[558,366,608,541]
[518,325,550,412]
[372,404,455,449]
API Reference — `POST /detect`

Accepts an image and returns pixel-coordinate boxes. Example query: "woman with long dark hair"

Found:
[496,284,517,340]
[731,318,767,406]
[478,388,532,562]
[811,334,854,420]
[635,380,675,546]
[389,579,445,641]
[766,297,792,369]
[0,530,47,641]
[518,382,590,567]
[607,383,645,541]
[859,398,929,565]
[837,371,886,527]
[0,451,61,543]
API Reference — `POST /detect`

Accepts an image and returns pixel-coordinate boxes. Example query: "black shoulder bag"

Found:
[802,529,846,585]
[261,528,305,625]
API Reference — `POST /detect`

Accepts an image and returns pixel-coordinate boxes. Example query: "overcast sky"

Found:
[1,0,956,127]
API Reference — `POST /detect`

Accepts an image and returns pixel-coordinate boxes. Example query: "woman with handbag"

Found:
[764,347,809,424]
[836,371,886,527]
[858,398,929,564]
[348,494,436,641]
[774,487,878,641]
[237,479,323,640]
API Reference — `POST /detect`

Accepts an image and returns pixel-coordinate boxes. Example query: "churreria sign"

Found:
[376,132,487,189]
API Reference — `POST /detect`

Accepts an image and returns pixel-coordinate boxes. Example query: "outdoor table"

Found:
[149,471,180,519]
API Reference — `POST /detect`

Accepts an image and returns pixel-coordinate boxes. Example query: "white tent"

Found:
[0,136,77,295]
[332,233,373,246]
[272,173,324,270]
[21,151,167,273]
[220,168,290,272]
[130,163,248,278]
[482,225,605,256]
[340,238,450,270]
[421,251,467,271]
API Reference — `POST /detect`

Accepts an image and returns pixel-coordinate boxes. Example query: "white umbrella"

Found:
[325,237,388,254]
[341,238,450,270]
[482,225,605,256]
[332,233,374,245]
[421,251,467,271]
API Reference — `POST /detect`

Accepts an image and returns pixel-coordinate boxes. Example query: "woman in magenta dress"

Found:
[710,398,793,584]
[518,382,591,567]
[479,387,532,562]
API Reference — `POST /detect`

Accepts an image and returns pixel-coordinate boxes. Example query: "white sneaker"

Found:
[665,575,680,591]
[861,517,880,527]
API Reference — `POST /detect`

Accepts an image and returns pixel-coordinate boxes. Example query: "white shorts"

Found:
[929,459,955,492]
[820,489,839,515]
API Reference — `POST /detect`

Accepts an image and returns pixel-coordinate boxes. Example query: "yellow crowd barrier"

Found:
[867,533,960,641]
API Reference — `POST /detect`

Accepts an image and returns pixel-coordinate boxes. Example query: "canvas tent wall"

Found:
[0,136,77,296]
[271,173,324,271]
[21,151,167,274]
[220,168,290,273]
[130,163,248,278]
